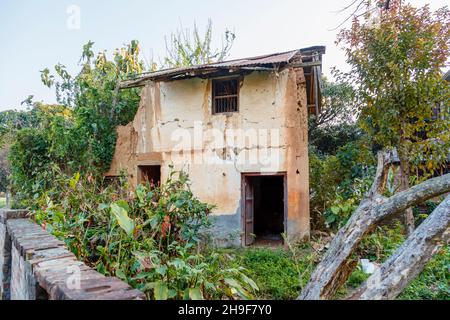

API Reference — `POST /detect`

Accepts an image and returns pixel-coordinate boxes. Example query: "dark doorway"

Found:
[138,165,161,186]
[242,174,286,246]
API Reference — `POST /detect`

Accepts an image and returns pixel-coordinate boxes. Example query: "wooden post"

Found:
[312,52,320,117]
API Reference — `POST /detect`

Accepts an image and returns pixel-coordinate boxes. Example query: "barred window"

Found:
[212,78,239,114]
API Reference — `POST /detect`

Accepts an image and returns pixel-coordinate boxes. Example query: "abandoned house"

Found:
[106,46,326,246]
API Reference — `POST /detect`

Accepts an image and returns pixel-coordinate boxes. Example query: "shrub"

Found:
[309,140,375,230]
[32,169,258,300]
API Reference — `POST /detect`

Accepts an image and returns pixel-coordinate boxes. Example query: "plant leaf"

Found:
[69,172,80,189]
[153,281,168,300]
[330,206,340,215]
[189,287,203,300]
[110,203,135,236]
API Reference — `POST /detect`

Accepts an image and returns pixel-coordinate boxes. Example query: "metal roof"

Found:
[120,46,326,88]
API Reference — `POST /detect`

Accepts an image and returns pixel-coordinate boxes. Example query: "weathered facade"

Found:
[106,46,326,246]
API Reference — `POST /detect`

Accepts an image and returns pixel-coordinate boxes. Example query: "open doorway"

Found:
[242,173,286,246]
[138,165,161,186]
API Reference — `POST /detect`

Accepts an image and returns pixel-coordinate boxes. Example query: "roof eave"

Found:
[119,46,326,89]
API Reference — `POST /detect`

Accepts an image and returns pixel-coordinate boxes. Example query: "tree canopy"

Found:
[337,0,450,175]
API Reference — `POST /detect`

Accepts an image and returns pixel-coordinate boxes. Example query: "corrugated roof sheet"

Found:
[121,46,325,87]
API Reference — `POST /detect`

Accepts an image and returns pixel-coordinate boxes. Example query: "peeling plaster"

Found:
[107,68,310,244]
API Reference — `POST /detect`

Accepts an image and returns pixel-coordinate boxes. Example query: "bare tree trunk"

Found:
[298,152,450,300]
[349,194,450,300]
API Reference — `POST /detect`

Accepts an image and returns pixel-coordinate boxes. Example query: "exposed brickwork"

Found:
[0,209,28,300]
[1,209,145,300]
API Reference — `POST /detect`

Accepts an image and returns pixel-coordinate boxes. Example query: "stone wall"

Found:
[0,209,28,299]
[0,209,145,300]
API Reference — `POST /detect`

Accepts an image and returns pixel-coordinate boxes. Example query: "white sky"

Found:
[0,0,448,111]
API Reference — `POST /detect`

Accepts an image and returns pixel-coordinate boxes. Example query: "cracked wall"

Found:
[107,68,310,244]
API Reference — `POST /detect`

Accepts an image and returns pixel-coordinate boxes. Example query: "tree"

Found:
[163,19,235,68]
[299,1,450,299]
[336,0,450,235]
[309,78,355,133]
[0,108,40,193]
[299,152,450,300]
[349,193,449,299]
[8,41,144,203]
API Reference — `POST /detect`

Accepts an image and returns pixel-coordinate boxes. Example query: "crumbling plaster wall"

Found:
[107,68,310,243]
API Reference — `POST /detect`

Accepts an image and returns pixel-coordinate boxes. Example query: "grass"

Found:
[0,197,5,208]
[341,223,449,300]
[222,244,319,300]
[399,247,449,300]
[342,246,449,300]
[221,225,449,300]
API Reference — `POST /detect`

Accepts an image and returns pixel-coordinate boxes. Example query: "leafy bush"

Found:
[309,140,375,230]
[309,123,363,156]
[346,267,369,289]
[8,41,143,204]
[356,222,405,262]
[32,169,258,300]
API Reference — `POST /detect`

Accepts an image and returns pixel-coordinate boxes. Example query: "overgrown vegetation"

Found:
[6,42,142,205]
[337,0,450,235]
[33,169,258,300]
[309,140,376,231]
[4,20,237,205]
[343,222,449,300]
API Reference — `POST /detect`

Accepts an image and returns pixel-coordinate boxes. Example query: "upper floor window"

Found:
[212,78,239,114]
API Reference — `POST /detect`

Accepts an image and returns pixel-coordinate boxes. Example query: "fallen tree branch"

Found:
[298,151,450,300]
[349,194,450,300]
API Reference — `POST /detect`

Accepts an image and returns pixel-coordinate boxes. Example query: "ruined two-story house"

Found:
[106,46,326,246]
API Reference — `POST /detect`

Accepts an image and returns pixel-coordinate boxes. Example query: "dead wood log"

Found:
[298,152,450,300]
[349,194,449,300]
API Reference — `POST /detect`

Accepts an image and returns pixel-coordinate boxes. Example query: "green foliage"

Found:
[8,41,143,203]
[0,108,42,192]
[309,78,362,156]
[357,222,405,262]
[413,199,441,225]
[385,166,400,197]
[309,140,376,230]
[346,267,370,289]
[400,246,449,300]
[163,19,235,68]
[32,169,257,300]
[337,1,450,175]
[309,123,364,156]
[224,248,314,300]
[0,108,40,147]
[344,223,449,300]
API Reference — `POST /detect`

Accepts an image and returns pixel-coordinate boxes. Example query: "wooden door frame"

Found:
[241,172,287,246]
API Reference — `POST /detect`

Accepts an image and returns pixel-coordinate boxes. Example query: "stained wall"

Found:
[106,68,310,244]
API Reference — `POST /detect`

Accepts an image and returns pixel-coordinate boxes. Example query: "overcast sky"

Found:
[0,0,448,111]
